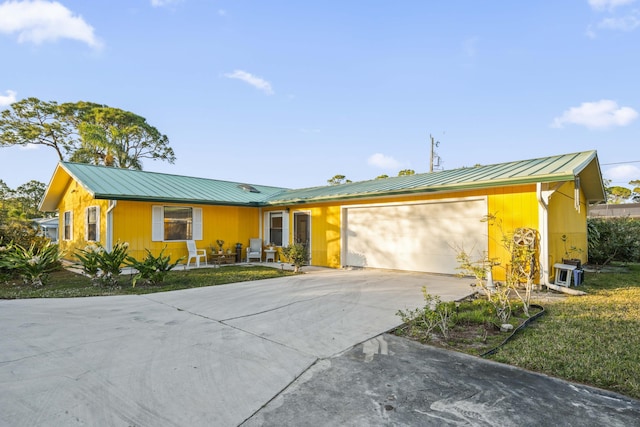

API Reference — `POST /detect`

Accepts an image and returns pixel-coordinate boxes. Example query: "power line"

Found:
[601,160,640,166]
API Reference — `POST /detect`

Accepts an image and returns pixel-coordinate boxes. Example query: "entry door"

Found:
[294,212,311,263]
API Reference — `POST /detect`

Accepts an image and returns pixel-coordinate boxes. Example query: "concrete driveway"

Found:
[0,268,471,427]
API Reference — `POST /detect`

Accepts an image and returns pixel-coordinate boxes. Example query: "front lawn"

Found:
[0,265,295,298]
[490,264,640,399]
[396,263,640,400]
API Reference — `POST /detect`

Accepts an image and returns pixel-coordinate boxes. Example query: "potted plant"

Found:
[216,239,224,254]
[560,235,583,268]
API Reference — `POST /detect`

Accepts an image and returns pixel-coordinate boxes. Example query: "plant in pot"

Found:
[560,234,583,268]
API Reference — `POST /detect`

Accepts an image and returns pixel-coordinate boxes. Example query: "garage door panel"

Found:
[344,199,487,274]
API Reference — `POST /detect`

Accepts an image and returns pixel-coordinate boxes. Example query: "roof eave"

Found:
[39,163,74,212]
[91,194,263,207]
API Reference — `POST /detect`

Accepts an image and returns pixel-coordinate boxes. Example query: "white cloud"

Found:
[218,9,227,16]
[597,12,640,30]
[224,70,274,95]
[19,143,39,150]
[0,90,17,107]
[551,100,638,129]
[367,153,401,169]
[604,164,640,183]
[588,0,636,11]
[0,0,101,48]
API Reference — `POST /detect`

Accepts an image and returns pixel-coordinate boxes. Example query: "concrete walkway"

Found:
[0,268,471,427]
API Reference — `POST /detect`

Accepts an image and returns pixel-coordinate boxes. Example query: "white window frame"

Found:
[263,210,289,247]
[152,205,202,242]
[85,206,100,242]
[63,211,73,241]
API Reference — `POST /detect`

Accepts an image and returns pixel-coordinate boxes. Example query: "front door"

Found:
[293,211,311,263]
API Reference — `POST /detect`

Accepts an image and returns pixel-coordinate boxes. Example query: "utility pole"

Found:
[429,134,441,172]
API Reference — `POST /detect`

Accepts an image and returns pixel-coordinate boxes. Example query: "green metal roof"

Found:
[40,151,606,211]
[263,150,606,205]
[54,162,289,206]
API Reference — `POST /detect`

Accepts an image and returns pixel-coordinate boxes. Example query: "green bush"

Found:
[75,241,129,287]
[0,217,41,249]
[587,217,640,266]
[0,241,62,286]
[74,243,102,280]
[126,247,183,287]
[397,287,456,340]
[281,243,309,273]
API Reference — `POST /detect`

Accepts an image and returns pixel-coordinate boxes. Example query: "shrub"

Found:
[455,247,513,324]
[74,243,103,281]
[0,217,41,249]
[588,217,640,266]
[75,241,129,287]
[126,247,184,287]
[0,241,62,286]
[281,242,309,273]
[397,287,456,340]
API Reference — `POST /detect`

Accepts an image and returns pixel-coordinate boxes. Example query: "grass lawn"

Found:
[489,264,640,400]
[394,263,640,400]
[0,265,295,298]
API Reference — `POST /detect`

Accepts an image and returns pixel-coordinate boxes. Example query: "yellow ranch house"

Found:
[40,150,605,286]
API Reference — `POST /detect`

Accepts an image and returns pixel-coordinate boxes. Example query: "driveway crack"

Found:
[220,293,333,322]
[140,295,319,358]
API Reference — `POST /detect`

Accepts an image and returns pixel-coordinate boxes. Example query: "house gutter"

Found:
[106,200,117,251]
[537,183,550,286]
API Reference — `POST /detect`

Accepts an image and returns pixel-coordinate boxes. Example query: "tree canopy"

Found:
[0,97,175,170]
[630,180,640,202]
[0,179,48,247]
[327,174,352,185]
[608,186,632,204]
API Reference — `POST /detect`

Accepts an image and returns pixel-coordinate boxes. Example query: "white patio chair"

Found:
[246,238,262,262]
[186,240,207,267]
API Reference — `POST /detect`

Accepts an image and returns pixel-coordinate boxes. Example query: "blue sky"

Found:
[1,0,639,193]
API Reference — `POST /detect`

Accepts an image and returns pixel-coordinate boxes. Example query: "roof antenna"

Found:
[429,133,442,172]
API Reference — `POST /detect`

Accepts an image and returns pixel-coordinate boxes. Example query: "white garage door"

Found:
[343,198,488,274]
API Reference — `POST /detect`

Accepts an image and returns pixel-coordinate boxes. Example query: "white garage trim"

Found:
[341,197,488,274]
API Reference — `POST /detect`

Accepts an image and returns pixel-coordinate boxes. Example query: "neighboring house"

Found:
[40,150,605,285]
[32,217,59,242]
[588,203,640,219]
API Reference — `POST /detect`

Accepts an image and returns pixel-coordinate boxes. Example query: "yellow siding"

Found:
[56,181,109,259]
[281,186,540,277]
[547,182,588,268]
[55,173,584,284]
[280,205,342,268]
[486,185,539,281]
[55,179,261,262]
[113,201,260,261]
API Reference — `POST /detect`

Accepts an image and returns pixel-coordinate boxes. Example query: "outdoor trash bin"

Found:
[573,269,583,286]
